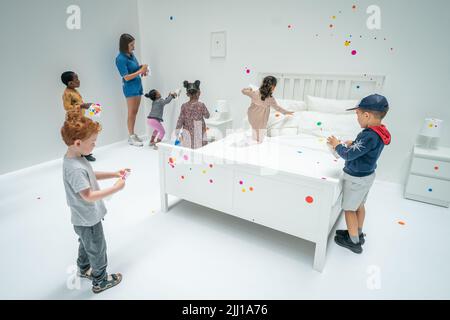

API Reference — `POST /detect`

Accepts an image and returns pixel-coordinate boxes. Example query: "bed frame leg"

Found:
[161,193,168,213]
[313,240,327,272]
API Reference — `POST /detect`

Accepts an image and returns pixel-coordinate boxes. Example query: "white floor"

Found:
[1,140,449,300]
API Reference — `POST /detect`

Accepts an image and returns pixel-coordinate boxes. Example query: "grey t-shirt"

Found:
[63,155,107,226]
[147,95,173,121]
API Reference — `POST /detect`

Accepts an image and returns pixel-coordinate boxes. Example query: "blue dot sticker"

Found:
[428,188,433,192]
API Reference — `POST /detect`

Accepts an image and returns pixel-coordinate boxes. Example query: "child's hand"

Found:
[327,136,340,149]
[114,178,126,191]
[116,168,131,179]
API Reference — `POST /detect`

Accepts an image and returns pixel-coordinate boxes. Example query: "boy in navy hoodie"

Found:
[327,94,391,254]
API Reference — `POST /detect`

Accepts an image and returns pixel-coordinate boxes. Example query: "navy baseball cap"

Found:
[347,94,389,112]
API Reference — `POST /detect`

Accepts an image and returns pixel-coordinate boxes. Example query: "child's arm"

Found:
[202,103,210,119]
[95,169,130,180]
[270,98,294,115]
[163,95,174,105]
[79,180,125,203]
[328,135,374,161]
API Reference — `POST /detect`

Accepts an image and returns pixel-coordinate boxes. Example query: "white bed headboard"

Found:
[258,72,385,101]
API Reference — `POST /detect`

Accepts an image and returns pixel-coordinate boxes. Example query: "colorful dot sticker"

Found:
[434,166,439,171]
[398,221,406,226]
[288,24,293,29]
[249,187,254,192]
[209,164,213,168]
[351,50,358,56]
[332,15,336,19]
[202,170,207,174]
[169,157,174,163]
[329,24,334,28]
[275,113,281,117]
[181,176,185,180]
[183,155,189,160]
[170,16,174,20]
[352,5,357,10]
[305,196,314,204]
[239,181,243,185]
[316,121,322,126]
[428,188,433,192]
[344,41,351,47]
[209,179,213,183]
[356,85,360,89]
[242,188,246,192]
[245,67,251,74]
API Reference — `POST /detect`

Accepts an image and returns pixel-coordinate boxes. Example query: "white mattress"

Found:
[198,131,344,203]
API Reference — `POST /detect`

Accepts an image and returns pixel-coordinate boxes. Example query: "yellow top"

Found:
[62,88,84,114]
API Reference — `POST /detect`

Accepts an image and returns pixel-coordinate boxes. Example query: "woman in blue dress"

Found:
[115,34,149,147]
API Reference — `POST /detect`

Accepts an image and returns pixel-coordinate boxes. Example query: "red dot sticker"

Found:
[169,158,174,163]
[209,164,213,168]
[181,176,185,180]
[305,196,314,204]
[434,166,439,170]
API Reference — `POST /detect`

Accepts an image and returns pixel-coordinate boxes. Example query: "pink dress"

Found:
[176,101,210,149]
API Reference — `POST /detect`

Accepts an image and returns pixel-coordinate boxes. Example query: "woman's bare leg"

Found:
[126,96,141,136]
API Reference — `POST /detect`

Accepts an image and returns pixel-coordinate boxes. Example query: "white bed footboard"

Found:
[158,143,342,272]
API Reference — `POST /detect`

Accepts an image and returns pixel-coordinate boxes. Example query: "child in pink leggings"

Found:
[144,89,177,149]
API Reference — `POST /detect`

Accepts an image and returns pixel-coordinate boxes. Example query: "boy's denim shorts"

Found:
[341,172,376,211]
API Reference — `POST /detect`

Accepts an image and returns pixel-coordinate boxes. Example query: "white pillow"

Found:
[297,111,361,141]
[306,95,359,114]
[274,98,307,112]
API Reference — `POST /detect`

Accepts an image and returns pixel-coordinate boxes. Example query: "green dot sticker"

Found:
[317,122,322,126]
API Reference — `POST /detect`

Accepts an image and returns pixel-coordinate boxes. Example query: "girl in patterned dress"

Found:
[175,80,210,149]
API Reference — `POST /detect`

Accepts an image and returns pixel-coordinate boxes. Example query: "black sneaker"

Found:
[84,154,96,162]
[335,229,365,245]
[334,234,363,254]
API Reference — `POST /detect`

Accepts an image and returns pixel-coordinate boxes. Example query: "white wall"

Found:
[137,0,450,184]
[0,0,145,174]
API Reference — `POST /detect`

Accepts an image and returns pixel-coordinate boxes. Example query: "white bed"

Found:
[157,72,385,272]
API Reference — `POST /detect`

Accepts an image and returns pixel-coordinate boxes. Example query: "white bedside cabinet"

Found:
[405,146,450,207]
[205,118,233,142]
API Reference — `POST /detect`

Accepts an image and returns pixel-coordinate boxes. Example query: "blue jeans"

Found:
[73,221,108,286]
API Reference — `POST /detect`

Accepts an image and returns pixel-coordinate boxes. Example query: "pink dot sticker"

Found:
[245,68,250,74]
[351,50,357,56]
[183,155,189,160]
[209,164,213,168]
[239,181,243,185]
[305,196,314,204]
[181,176,185,180]
[209,179,213,183]
[434,166,439,171]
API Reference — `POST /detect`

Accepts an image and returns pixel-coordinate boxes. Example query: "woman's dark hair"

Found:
[119,33,135,53]
[61,71,75,86]
[145,89,158,101]
[183,80,201,97]
[259,76,277,101]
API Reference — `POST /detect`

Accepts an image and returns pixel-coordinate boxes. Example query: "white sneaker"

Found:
[128,135,143,147]
[131,134,143,143]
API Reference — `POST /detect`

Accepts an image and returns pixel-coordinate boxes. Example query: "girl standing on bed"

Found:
[175,80,210,149]
[242,75,294,143]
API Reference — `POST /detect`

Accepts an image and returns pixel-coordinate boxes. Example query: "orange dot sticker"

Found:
[398,221,406,226]
[305,196,314,204]
[249,187,254,192]
[275,113,280,117]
